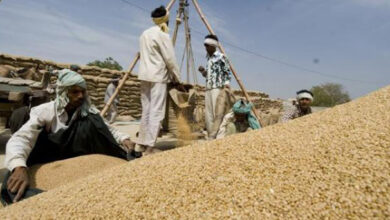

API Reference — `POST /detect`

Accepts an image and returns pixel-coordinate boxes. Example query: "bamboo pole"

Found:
[100,0,177,117]
[191,0,262,125]
[171,11,182,46]
[166,0,176,11]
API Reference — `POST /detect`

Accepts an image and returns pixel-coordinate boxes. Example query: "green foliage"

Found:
[87,57,123,71]
[310,83,351,107]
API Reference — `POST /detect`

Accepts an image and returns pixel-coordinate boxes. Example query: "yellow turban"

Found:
[153,11,170,33]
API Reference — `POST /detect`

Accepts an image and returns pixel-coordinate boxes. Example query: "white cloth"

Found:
[104,83,119,105]
[106,104,118,124]
[138,26,180,83]
[136,81,167,147]
[216,112,252,139]
[216,112,235,139]
[4,101,130,171]
[204,38,218,47]
[205,88,222,137]
[297,92,313,101]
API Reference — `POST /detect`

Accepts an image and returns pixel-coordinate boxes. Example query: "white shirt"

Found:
[104,83,119,105]
[138,26,180,83]
[4,101,130,171]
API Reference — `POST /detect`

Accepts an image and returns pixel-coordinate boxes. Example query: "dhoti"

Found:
[137,81,167,147]
[205,88,222,138]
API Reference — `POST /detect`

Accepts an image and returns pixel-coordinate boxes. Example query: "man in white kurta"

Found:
[104,78,120,124]
[136,6,181,155]
[3,69,135,204]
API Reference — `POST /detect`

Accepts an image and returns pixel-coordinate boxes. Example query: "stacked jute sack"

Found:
[0,53,283,121]
[81,73,142,118]
[1,85,390,218]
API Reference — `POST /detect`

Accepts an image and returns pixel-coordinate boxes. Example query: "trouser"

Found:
[1,113,127,205]
[106,104,118,124]
[205,88,223,138]
[209,88,235,139]
[136,81,167,147]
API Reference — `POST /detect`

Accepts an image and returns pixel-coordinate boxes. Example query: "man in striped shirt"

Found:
[281,90,314,122]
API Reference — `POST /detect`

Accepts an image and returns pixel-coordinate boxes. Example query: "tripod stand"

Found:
[101,0,262,126]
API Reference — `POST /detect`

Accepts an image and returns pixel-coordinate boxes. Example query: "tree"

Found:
[310,83,351,107]
[87,57,123,71]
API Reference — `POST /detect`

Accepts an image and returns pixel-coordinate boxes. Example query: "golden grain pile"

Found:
[1,86,390,219]
[28,155,126,191]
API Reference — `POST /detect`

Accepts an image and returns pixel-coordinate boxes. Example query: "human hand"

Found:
[122,139,135,153]
[176,83,186,92]
[198,66,207,77]
[7,167,29,202]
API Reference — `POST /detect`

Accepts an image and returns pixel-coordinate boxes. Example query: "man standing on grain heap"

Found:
[2,69,135,205]
[135,6,182,156]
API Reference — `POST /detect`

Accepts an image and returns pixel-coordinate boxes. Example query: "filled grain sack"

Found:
[29,154,126,191]
[1,86,390,218]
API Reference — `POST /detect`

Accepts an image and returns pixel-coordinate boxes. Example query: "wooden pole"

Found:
[100,0,177,117]
[171,11,182,46]
[191,0,262,125]
[166,0,177,11]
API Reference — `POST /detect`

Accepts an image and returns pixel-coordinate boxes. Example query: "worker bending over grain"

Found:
[281,89,314,122]
[198,35,233,140]
[216,99,261,139]
[104,76,120,124]
[2,69,135,204]
[135,6,183,155]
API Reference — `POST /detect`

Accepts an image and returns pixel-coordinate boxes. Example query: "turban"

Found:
[232,100,261,130]
[56,69,98,117]
[153,11,170,33]
[204,38,219,48]
[296,91,314,101]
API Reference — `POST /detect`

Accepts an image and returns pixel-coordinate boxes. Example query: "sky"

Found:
[0,0,389,99]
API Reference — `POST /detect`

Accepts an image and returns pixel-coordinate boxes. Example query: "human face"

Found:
[204,44,216,56]
[298,98,312,110]
[113,80,119,87]
[67,85,86,108]
[234,112,248,123]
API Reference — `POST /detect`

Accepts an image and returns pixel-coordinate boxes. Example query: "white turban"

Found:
[204,38,219,47]
[297,92,313,101]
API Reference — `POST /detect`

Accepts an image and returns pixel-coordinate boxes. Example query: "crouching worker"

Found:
[216,100,261,139]
[1,69,135,205]
[281,89,313,122]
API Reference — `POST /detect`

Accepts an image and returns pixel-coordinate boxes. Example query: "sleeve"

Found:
[216,112,235,139]
[158,34,181,82]
[108,84,119,105]
[105,122,130,148]
[4,107,47,171]
[221,55,232,85]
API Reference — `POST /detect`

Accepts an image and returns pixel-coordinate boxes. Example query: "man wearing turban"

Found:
[3,69,135,204]
[136,6,182,155]
[198,34,233,139]
[281,89,314,122]
[216,99,261,139]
